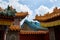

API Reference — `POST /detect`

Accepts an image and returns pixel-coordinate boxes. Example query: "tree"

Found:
[0,5,17,17]
[6,5,17,17]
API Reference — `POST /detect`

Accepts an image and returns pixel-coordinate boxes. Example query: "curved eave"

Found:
[35,13,60,22]
[15,12,28,19]
[9,25,20,31]
[40,20,60,28]
[20,30,48,34]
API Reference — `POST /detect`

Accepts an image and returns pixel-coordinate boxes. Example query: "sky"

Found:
[0,0,60,25]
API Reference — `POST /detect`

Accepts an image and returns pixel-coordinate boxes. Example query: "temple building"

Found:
[20,20,49,40]
[0,6,28,40]
[34,7,60,40]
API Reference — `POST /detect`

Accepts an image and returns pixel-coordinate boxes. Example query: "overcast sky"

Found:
[0,0,60,25]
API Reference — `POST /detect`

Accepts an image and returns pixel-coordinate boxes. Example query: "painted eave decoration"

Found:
[40,20,60,27]
[0,19,13,25]
[35,7,60,27]
[0,21,13,25]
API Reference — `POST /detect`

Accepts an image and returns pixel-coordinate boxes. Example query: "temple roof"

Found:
[15,12,28,18]
[34,7,60,27]
[35,7,60,22]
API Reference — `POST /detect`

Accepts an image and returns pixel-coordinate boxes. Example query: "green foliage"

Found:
[0,5,17,17]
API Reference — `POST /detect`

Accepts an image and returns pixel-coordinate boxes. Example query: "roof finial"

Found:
[53,7,57,12]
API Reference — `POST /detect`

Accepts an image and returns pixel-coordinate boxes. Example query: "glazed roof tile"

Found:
[35,7,60,22]
[9,25,20,31]
[20,30,48,34]
[15,12,28,18]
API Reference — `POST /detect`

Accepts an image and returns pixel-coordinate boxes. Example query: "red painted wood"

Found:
[0,30,4,40]
[44,33,49,40]
[20,33,49,40]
